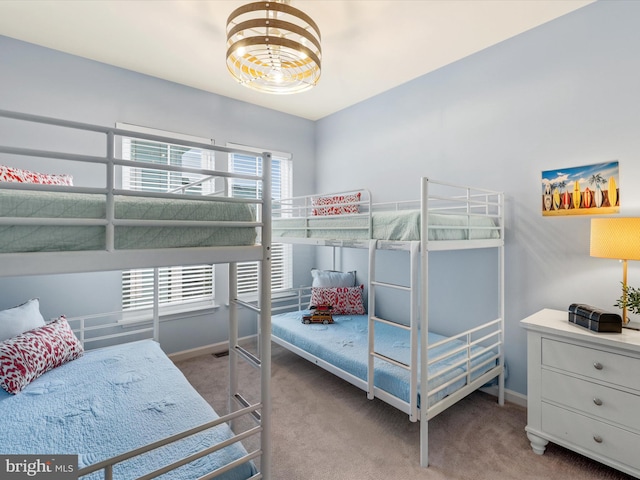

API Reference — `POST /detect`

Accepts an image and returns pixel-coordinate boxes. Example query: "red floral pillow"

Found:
[0,316,83,394]
[310,285,366,315]
[312,192,361,216]
[0,164,73,186]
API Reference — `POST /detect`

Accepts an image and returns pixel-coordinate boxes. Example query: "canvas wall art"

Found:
[541,161,620,216]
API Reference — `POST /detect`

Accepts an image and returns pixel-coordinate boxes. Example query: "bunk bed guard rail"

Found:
[0,108,272,276]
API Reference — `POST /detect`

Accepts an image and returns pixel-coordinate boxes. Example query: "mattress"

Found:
[272,210,499,241]
[0,339,257,480]
[0,190,257,252]
[271,311,498,407]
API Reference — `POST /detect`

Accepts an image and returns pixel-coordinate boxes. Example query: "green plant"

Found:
[614,283,640,315]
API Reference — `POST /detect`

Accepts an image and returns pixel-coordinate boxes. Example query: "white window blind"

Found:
[229,148,292,296]
[121,138,215,195]
[119,127,215,312]
[122,265,214,311]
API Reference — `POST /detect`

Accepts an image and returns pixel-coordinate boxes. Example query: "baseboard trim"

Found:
[480,385,527,408]
[168,334,257,362]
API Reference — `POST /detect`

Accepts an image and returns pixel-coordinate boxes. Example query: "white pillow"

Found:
[0,298,46,342]
[311,269,356,288]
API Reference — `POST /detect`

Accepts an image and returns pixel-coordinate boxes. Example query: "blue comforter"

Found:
[0,339,257,479]
[272,312,498,407]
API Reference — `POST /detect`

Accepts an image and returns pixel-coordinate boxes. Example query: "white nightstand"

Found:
[521,309,640,478]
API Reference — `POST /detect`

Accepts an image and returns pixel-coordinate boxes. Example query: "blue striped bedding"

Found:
[272,311,498,407]
[0,339,256,480]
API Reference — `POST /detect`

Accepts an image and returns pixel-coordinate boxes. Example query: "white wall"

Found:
[315,0,640,396]
[0,35,317,354]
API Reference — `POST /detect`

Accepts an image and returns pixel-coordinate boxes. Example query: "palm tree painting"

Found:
[541,161,619,216]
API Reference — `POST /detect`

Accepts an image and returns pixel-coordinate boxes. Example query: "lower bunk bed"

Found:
[271,311,500,410]
[0,311,258,480]
[271,293,504,470]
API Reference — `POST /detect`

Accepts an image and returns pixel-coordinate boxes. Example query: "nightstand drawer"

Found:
[542,338,640,391]
[541,369,640,432]
[541,402,640,470]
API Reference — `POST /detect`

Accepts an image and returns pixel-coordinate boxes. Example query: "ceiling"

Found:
[0,0,593,121]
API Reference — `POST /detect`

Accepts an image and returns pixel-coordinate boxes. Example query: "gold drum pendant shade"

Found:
[226,1,322,94]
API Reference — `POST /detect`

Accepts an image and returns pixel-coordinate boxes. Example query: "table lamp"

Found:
[590,217,640,325]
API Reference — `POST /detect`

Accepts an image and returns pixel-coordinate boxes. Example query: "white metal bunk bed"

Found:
[271,179,505,467]
[0,109,272,479]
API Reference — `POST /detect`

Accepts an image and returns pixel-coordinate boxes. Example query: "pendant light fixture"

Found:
[226,1,321,94]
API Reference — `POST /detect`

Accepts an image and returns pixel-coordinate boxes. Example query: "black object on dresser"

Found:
[568,304,622,333]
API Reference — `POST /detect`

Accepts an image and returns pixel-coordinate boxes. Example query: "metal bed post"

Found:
[305,196,310,238]
[409,240,420,422]
[367,238,377,400]
[498,192,506,406]
[79,317,86,346]
[260,152,273,479]
[106,130,115,252]
[229,261,239,423]
[153,268,160,342]
[419,177,430,467]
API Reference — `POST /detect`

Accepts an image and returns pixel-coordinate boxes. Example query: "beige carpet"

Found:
[176,343,635,480]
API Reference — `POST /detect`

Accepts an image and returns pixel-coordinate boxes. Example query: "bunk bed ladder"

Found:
[228,152,272,479]
[367,240,421,422]
[229,263,263,422]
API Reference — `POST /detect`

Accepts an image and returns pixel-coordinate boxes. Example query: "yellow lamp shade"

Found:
[590,218,640,260]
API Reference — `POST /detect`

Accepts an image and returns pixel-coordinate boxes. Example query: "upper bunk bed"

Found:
[0,109,273,479]
[272,179,503,252]
[0,108,272,277]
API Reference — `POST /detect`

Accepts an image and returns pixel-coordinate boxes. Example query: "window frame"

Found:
[117,124,218,320]
[227,143,293,299]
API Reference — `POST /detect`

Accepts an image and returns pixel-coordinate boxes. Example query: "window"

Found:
[117,124,293,313]
[122,265,213,311]
[229,148,293,296]
[121,138,214,195]
[119,125,216,313]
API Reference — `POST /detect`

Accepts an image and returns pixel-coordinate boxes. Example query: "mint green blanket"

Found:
[0,190,256,252]
[273,209,499,241]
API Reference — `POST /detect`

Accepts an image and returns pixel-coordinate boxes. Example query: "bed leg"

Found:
[498,370,505,406]
[420,418,429,467]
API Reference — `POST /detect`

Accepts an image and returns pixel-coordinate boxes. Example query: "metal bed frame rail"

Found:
[272,188,372,243]
[0,109,268,276]
[272,180,502,250]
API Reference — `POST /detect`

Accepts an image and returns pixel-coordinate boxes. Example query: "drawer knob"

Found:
[593,361,603,370]
[593,435,603,444]
[593,398,603,406]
